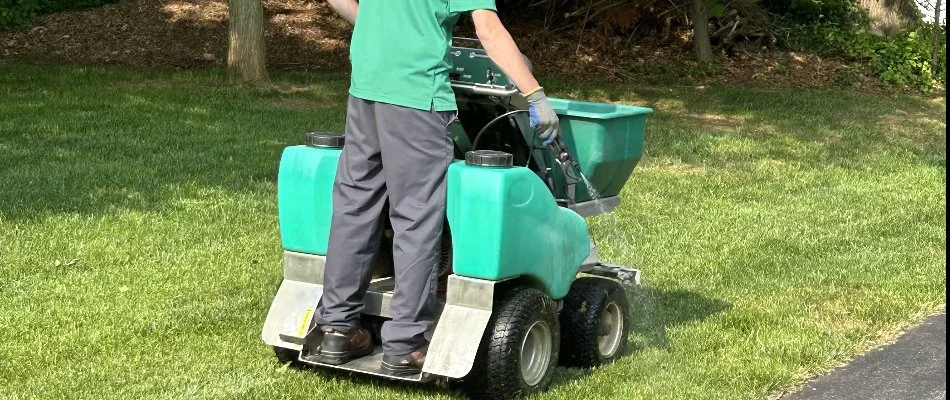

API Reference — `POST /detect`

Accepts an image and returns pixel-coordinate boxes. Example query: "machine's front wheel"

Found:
[464,286,560,399]
[558,277,630,367]
[273,346,302,366]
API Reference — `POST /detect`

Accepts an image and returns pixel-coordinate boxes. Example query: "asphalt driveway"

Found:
[784,312,946,400]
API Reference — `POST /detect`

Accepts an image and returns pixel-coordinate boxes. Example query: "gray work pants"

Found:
[315,95,455,356]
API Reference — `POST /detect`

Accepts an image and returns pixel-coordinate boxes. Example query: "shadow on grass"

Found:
[272,286,729,398]
[283,365,460,399]
[0,0,358,211]
[626,285,731,351]
[547,285,730,391]
[2,64,945,223]
[0,65,350,222]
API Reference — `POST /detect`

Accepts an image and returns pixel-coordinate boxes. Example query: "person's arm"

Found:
[472,9,559,144]
[471,10,538,94]
[326,0,358,25]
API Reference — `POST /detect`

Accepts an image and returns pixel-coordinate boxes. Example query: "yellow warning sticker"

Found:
[297,308,313,337]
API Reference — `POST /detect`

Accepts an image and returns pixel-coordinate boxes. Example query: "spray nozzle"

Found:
[546,136,585,205]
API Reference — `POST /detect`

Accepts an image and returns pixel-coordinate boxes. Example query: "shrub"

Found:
[778,19,946,92]
[760,0,945,91]
[0,0,42,28]
[1,0,117,29]
[861,25,944,91]
[760,0,862,25]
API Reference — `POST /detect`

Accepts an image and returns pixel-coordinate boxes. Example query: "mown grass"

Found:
[0,63,945,400]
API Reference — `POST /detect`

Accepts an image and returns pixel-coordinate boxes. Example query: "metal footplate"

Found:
[578,241,642,287]
[264,252,499,382]
[568,196,621,218]
[584,262,642,287]
[296,346,436,383]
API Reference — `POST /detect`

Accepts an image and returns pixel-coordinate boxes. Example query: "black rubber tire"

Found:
[273,346,302,366]
[463,286,560,399]
[558,277,630,367]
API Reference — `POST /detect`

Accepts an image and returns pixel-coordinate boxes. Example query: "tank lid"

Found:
[465,150,513,167]
[306,132,345,148]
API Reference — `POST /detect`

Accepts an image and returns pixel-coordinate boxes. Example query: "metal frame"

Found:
[422,275,498,378]
[262,246,641,381]
[569,196,622,218]
[450,82,519,97]
[578,239,642,287]
[261,251,501,381]
[260,252,326,351]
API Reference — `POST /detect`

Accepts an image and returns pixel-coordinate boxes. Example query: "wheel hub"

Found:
[520,320,552,386]
[598,301,623,358]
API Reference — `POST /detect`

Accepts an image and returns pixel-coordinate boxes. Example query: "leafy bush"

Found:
[760,0,862,25]
[779,20,946,92]
[1,0,117,29]
[0,0,42,28]
[765,0,943,92]
[858,25,945,91]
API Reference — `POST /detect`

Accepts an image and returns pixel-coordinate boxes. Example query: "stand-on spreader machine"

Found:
[261,39,653,399]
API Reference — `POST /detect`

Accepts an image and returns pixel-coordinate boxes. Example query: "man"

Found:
[317,0,561,376]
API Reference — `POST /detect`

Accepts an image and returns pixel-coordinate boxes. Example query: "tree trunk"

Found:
[690,0,713,63]
[692,0,712,64]
[227,0,268,84]
[933,0,943,77]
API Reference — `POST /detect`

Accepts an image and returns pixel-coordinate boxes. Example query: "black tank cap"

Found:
[306,132,345,148]
[465,150,513,167]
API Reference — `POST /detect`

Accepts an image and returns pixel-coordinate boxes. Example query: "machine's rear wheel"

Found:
[463,286,560,399]
[559,277,630,367]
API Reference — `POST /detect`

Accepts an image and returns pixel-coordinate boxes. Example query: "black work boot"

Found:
[381,346,427,376]
[315,327,373,365]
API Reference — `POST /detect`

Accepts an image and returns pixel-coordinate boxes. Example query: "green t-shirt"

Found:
[348,0,497,112]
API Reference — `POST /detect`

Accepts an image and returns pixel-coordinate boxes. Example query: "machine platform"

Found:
[296,347,436,383]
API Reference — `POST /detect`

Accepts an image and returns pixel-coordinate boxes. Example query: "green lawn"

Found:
[0,64,945,399]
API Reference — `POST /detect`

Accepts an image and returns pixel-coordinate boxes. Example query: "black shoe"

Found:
[314,327,373,365]
[381,347,427,376]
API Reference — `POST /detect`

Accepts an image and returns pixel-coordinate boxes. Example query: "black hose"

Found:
[471,109,529,151]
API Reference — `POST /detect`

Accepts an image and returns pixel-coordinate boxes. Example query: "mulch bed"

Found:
[0,0,891,92]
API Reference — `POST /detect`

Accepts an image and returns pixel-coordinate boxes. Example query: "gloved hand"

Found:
[525,88,560,146]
